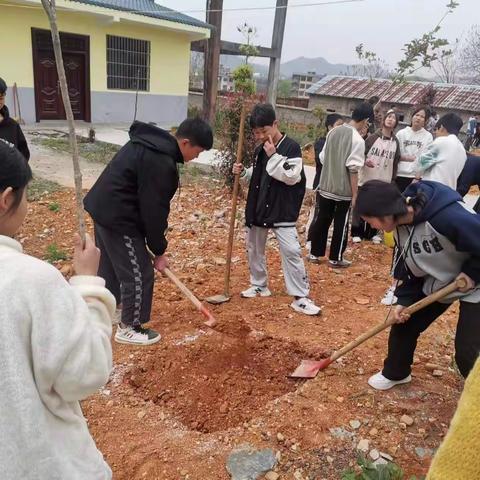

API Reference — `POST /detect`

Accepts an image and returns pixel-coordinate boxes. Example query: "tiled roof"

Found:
[307,75,480,112]
[70,0,211,29]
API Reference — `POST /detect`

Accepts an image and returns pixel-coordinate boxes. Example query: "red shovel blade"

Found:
[200,304,217,328]
[289,358,333,379]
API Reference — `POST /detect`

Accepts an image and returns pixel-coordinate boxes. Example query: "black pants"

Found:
[383,300,480,380]
[351,207,377,240]
[309,194,351,261]
[395,176,414,193]
[94,224,154,327]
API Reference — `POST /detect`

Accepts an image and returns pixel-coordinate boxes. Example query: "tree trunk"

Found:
[41,0,86,244]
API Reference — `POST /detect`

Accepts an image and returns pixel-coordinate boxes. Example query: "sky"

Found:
[159,0,477,68]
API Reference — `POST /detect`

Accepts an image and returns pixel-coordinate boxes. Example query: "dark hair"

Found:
[0,78,6,95]
[383,109,399,129]
[249,103,276,129]
[0,139,32,211]
[325,113,343,129]
[436,113,463,135]
[352,102,374,122]
[176,117,213,150]
[355,180,427,220]
[411,105,430,125]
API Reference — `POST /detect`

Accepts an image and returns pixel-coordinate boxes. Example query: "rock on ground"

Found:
[226,447,277,480]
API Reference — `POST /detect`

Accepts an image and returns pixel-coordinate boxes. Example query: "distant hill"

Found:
[218,55,352,79]
[280,56,352,78]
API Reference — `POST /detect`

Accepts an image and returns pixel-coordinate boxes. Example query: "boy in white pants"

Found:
[233,103,321,315]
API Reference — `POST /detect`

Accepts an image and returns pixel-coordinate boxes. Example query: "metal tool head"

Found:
[205,294,231,305]
[289,358,333,379]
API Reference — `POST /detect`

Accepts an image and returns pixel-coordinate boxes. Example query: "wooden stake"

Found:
[41,0,86,244]
[223,103,247,297]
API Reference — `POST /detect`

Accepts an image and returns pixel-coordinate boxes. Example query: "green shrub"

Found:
[341,455,422,480]
[48,202,61,213]
[45,244,68,263]
[213,93,259,187]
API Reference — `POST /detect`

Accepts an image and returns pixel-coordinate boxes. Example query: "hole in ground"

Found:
[128,333,308,433]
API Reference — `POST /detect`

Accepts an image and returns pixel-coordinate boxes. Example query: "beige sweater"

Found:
[0,235,115,480]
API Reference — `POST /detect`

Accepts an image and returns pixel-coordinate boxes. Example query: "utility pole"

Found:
[267,0,288,105]
[203,0,223,124]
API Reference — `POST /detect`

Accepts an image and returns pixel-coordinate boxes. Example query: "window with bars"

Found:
[107,35,150,91]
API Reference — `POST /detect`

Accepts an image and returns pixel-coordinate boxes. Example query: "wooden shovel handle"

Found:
[223,103,248,296]
[163,268,217,325]
[163,268,202,309]
[330,278,467,362]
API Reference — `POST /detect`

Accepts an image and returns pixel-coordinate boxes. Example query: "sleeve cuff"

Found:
[69,275,106,287]
[69,276,116,318]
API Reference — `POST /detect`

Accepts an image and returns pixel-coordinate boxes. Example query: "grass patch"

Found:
[28,176,62,201]
[342,456,424,480]
[44,244,68,263]
[32,134,120,165]
[178,163,219,185]
[48,201,61,213]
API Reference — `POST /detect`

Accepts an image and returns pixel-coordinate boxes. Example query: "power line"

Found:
[2,0,365,15]
[179,0,365,14]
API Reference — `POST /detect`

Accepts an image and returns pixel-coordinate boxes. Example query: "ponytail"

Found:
[405,192,427,211]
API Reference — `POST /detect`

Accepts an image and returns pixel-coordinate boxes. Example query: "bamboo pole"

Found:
[41,0,86,243]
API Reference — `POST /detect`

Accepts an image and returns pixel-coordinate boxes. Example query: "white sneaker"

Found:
[329,259,352,268]
[241,286,272,298]
[352,236,362,244]
[290,297,322,316]
[115,325,162,346]
[368,371,411,391]
[381,286,398,305]
[306,253,321,264]
[372,235,382,244]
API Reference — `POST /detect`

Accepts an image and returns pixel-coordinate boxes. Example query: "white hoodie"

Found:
[396,126,433,178]
[416,134,467,190]
[0,235,115,480]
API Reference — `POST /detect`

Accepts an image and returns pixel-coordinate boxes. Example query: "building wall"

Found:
[1,5,193,125]
[189,92,317,125]
[309,94,477,130]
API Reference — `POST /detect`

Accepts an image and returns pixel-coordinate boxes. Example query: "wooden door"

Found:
[64,53,86,120]
[32,29,90,122]
[35,50,63,120]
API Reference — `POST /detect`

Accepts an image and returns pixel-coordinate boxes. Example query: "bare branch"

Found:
[40,0,86,243]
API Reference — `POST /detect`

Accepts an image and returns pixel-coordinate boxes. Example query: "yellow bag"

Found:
[384,231,395,248]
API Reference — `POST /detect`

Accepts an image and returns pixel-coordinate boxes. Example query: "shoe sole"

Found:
[114,335,162,346]
[329,263,351,269]
[290,303,322,316]
[368,375,412,391]
[241,291,272,298]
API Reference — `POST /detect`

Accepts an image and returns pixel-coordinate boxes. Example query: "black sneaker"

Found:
[115,325,161,345]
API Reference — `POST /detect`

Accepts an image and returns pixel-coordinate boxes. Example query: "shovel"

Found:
[148,250,217,328]
[163,268,217,328]
[289,278,467,379]
[206,103,248,305]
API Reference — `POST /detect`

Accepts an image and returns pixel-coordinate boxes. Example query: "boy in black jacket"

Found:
[233,104,321,315]
[84,119,213,345]
[0,78,30,161]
